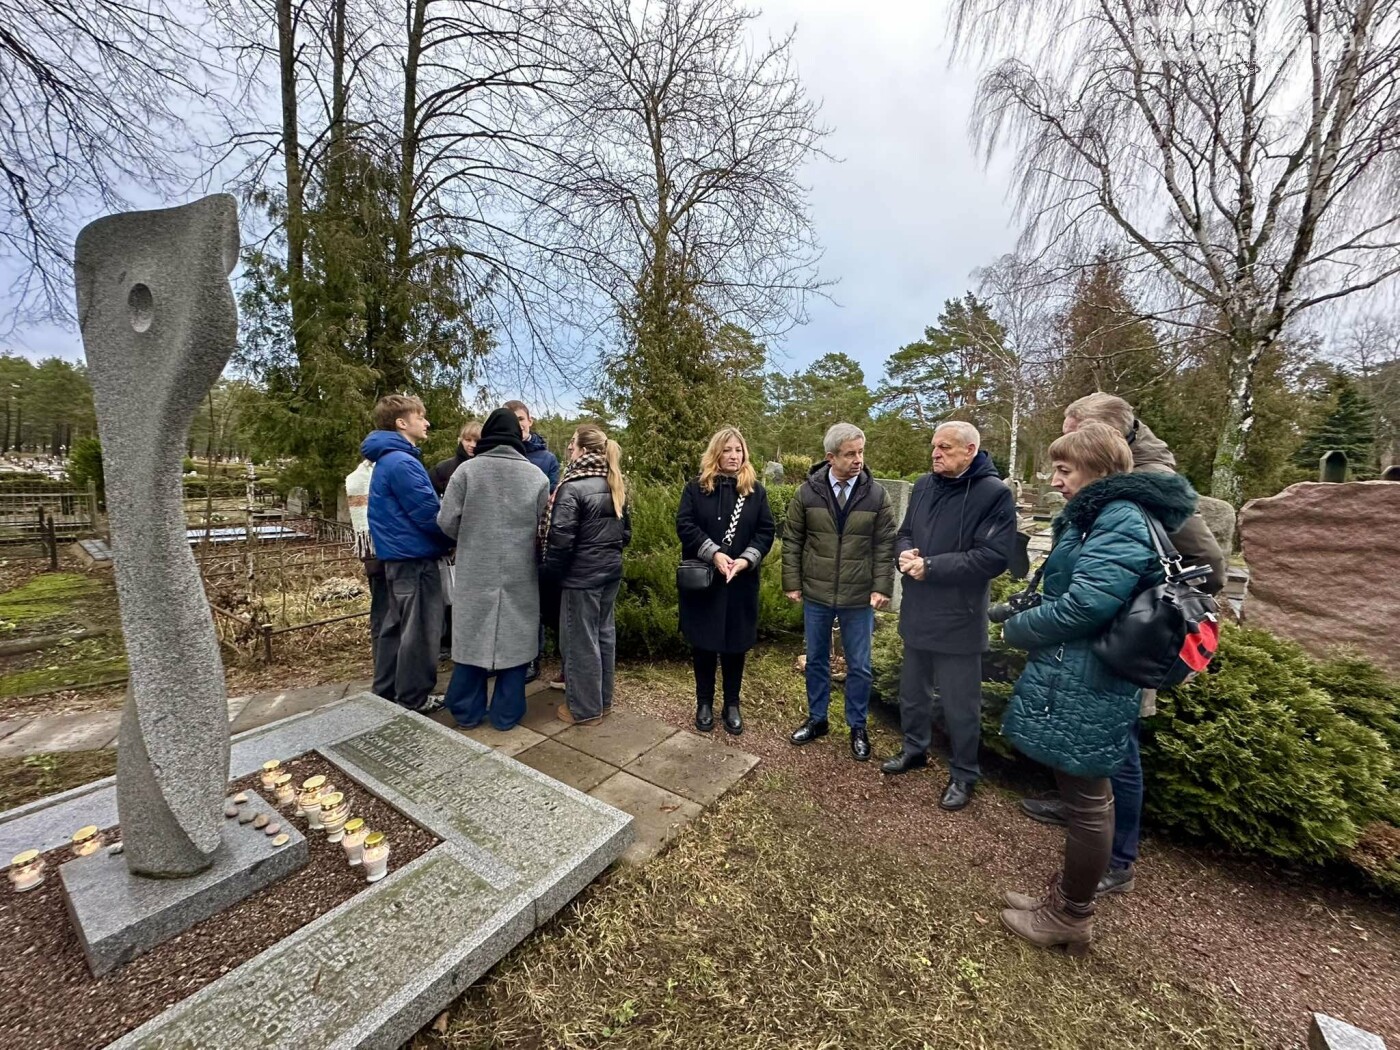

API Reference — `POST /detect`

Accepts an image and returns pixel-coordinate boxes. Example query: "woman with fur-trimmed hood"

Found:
[997,422,1199,956]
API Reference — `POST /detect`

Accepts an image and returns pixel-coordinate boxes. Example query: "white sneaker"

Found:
[415,694,445,715]
[548,677,565,690]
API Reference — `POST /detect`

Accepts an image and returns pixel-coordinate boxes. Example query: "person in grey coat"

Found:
[436,407,550,730]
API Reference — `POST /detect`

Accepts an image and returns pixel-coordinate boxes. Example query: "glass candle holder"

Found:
[320,792,349,841]
[297,775,327,819]
[341,818,367,865]
[260,760,281,790]
[361,832,390,883]
[274,773,295,806]
[70,825,103,859]
[9,850,45,892]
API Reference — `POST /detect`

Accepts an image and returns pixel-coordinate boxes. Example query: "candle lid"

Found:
[11,849,40,867]
[301,775,326,791]
[364,831,385,848]
[274,773,292,786]
[262,760,280,772]
[71,825,99,843]
[343,817,364,833]
[320,792,344,808]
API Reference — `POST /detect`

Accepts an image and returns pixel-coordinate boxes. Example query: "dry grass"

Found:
[418,773,1258,1050]
[0,750,118,810]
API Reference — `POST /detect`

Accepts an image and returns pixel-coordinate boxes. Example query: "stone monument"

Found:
[1239,480,1400,676]
[1194,494,1238,554]
[75,194,240,877]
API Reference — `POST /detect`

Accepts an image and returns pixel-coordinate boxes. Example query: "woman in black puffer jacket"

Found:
[541,424,631,725]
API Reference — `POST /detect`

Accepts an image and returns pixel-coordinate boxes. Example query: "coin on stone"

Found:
[238,809,256,824]
[264,822,281,836]
[272,834,290,848]
[224,804,239,818]
[253,814,270,829]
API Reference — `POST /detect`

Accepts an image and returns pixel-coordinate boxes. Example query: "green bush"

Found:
[616,481,803,657]
[66,438,105,504]
[780,454,813,483]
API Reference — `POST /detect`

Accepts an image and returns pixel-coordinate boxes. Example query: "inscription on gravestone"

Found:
[123,851,511,1050]
[331,717,619,885]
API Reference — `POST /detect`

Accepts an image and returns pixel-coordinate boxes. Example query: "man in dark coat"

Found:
[882,421,1017,812]
[504,399,559,683]
[429,421,480,495]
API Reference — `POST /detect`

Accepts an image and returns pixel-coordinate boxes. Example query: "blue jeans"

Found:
[444,662,528,731]
[1109,719,1143,870]
[804,602,874,729]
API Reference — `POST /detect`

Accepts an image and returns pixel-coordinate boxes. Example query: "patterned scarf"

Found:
[539,451,611,548]
[345,460,375,559]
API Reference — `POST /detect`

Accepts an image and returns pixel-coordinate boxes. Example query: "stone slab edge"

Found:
[105,843,537,1050]
[323,698,635,925]
[0,694,399,860]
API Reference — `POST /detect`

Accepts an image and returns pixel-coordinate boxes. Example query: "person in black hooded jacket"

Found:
[429,421,481,495]
[881,421,1017,812]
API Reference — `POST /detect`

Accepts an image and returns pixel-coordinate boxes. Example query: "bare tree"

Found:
[0,0,206,327]
[545,0,829,335]
[952,0,1400,503]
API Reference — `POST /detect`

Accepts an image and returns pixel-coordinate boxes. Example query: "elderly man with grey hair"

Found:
[783,422,898,761]
[882,421,1017,812]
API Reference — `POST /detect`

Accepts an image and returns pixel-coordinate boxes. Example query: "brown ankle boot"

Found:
[1003,873,1058,911]
[1000,882,1094,955]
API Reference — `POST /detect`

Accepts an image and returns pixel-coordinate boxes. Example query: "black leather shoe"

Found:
[523,659,540,684]
[850,727,871,761]
[940,778,974,811]
[695,703,714,733]
[790,718,829,745]
[880,751,928,775]
[723,704,743,735]
[1019,797,1068,827]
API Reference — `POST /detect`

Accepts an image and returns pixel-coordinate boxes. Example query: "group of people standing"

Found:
[350,395,630,732]
[350,387,1224,957]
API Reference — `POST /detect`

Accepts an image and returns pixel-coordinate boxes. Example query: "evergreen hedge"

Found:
[870,579,1400,891]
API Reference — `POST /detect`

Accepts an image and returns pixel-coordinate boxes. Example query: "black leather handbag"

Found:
[676,493,747,593]
[1090,506,1221,689]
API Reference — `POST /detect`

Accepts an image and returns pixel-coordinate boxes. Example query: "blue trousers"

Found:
[804,602,874,729]
[1109,719,1143,869]
[444,662,527,731]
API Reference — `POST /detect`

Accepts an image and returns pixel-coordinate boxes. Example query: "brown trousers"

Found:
[1054,770,1115,908]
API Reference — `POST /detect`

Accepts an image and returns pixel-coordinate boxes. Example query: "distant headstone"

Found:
[1240,481,1400,677]
[286,486,307,516]
[1042,490,1066,509]
[763,461,784,484]
[1320,449,1350,482]
[1382,464,1400,482]
[1308,1012,1387,1050]
[1195,495,1237,553]
[874,478,912,611]
[75,194,240,877]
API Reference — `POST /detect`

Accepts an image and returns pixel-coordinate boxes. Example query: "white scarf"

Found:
[345,460,376,559]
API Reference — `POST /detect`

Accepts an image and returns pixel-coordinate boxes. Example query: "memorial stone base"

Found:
[0,693,634,1050]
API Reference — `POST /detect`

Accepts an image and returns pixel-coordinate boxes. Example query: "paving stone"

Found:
[229,683,349,733]
[623,730,760,807]
[225,696,250,723]
[514,738,617,793]
[518,684,572,738]
[588,770,702,865]
[0,717,34,743]
[556,707,676,768]
[456,722,547,757]
[1309,1013,1388,1050]
[0,711,121,758]
[60,791,307,977]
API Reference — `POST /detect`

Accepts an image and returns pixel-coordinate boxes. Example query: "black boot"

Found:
[722,704,743,735]
[695,702,714,733]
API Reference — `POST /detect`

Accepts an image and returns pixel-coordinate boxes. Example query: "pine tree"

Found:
[1295,370,1378,479]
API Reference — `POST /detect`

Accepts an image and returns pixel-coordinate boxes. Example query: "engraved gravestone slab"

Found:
[112,848,533,1050]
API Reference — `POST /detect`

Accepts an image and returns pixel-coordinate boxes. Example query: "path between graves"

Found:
[0,673,760,865]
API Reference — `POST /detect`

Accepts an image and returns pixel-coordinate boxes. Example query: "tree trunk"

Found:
[382,0,428,378]
[1008,383,1021,484]
[1210,330,1267,506]
[277,0,306,354]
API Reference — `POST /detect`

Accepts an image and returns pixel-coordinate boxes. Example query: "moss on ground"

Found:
[0,750,118,810]
[0,573,102,630]
[0,655,129,698]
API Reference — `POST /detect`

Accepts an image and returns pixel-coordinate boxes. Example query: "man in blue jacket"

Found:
[881,421,1017,812]
[361,394,453,713]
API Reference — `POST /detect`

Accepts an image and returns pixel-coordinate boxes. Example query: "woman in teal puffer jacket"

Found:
[998,422,1198,954]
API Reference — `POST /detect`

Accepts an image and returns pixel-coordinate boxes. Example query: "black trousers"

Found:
[693,648,747,709]
[371,557,444,710]
[899,647,983,783]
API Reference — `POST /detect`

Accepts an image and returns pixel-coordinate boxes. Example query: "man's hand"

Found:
[725,557,750,582]
[712,551,734,576]
[904,557,927,582]
[897,548,921,575]
[785,590,803,603]
[870,592,890,611]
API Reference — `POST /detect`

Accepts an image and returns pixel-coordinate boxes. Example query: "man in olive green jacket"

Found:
[783,423,899,761]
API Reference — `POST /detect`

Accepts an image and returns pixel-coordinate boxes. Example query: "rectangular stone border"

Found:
[0,693,632,1050]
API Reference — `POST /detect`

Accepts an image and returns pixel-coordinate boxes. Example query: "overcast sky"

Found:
[3,0,1020,398]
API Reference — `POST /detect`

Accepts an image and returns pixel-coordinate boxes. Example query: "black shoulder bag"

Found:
[676,493,748,593]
